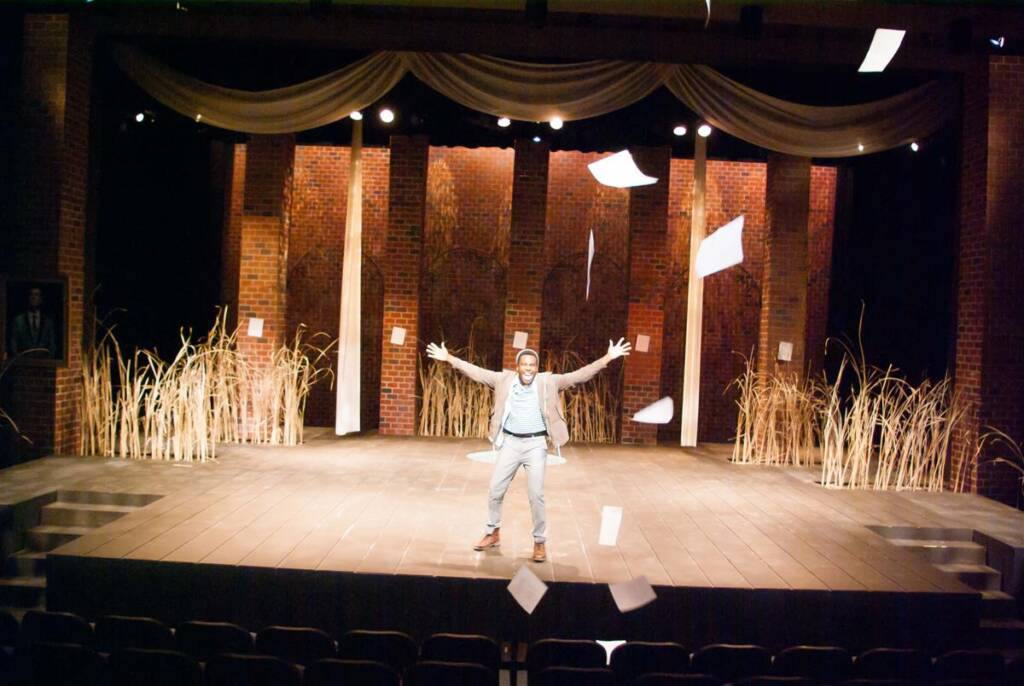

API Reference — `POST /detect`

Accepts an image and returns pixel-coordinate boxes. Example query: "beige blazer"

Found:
[449,355,610,447]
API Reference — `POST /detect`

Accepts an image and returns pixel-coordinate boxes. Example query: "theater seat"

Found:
[420,632,501,672]
[108,647,202,686]
[404,659,497,686]
[304,658,401,686]
[773,645,853,683]
[337,629,418,672]
[21,609,93,647]
[28,641,106,686]
[527,638,606,677]
[254,625,336,665]
[205,652,301,686]
[636,675,722,686]
[854,647,932,682]
[175,620,253,661]
[610,641,691,684]
[533,665,615,686]
[733,677,813,686]
[932,650,1005,683]
[690,644,772,683]
[95,615,175,653]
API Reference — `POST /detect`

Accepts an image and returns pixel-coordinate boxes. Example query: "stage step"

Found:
[936,563,1003,592]
[0,577,46,607]
[982,590,1020,621]
[41,501,139,528]
[56,490,162,508]
[979,619,1024,649]
[888,538,987,564]
[26,525,95,553]
[3,551,47,578]
[868,525,975,542]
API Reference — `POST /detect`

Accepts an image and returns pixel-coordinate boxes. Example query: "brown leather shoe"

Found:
[532,542,546,563]
[473,529,500,551]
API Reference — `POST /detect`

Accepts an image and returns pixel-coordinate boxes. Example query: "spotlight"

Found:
[350,111,363,121]
[857,143,864,152]
[533,136,541,143]
[990,36,1006,48]
[673,125,688,137]
[135,112,145,123]
[195,113,202,122]
[697,123,712,138]
[550,116,563,130]
[378,108,395,124]
[910,141,920,152]
[497,117,511,128]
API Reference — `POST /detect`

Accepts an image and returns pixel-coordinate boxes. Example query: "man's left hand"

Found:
[607,337,632,360]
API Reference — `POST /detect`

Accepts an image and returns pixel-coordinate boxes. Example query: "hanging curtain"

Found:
[335,121,363,436]
[403,52,670,121]
[109,45,406,134]
[665,65,957,157]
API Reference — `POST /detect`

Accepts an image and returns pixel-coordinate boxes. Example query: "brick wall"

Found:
[379,136,429,435]
[806,167,838,379]
[220,145,246,333]
[502,139,549,370]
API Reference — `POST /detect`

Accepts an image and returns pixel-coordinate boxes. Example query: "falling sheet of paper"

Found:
[467,451,565,465]
[632,397,674,424]
[390,326,406,346]
[696,215,745,278]
[586,229,595,301]
[599,505,623,546]
[859,28,906,73]
[508,565,548,614]
[246,317,264,338]
[512,331,529,349]
[596,640,625,666]
[778,341,794,362]
[635,334,650,353]
[704,0,711,28]
[587,150,659,189]
[609,576,657,613]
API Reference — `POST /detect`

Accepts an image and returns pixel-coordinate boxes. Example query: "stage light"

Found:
[195,113,202,122]
[533,136,541,143]
[910,141,920,152]
[858,28,905,72]
[857,143,864,152]
[697,123,712,138]
[350,111,363,121]
[497,117,511,128]
[587,150,659,188]
[673,125,687,137]
[135,112,145,123]
[990,36,1006,49]
[550,116,563,130]
[378,108,395,124]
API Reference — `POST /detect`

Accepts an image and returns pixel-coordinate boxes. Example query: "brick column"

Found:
[379,136,429,435]
[758,153,810,379]
[951,57,1024,504]
[502,139,549,369]
[621,147,671,445]
[220,144,247,333]
[4,14,94,455]
[236,135,294,369]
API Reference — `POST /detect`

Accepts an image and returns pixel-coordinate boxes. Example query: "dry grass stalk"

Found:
[418,326,493,439]
[79,309,334,461]
[974,427,1024,500]
[545,350,620,444]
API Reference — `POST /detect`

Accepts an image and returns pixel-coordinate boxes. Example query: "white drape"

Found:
[335,120,363,435]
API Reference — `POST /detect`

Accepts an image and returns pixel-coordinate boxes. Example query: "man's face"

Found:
[516,353,538,386]
[28,288,42,310]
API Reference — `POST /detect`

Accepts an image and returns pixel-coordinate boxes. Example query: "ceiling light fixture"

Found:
[497,117,511,128]
[550,116,564,130]
[378,108,395,124]
[673,125,688,136]
[910,141,920,152]
[350,111,363,121]
[697,124,712,138]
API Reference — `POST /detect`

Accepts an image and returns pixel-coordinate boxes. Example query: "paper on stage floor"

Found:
[609,575,657,613]
[599,505,623,546]
[588,150,658,188]
[508,564,548,614]
[631,396,674,424]
[586,229,595,301]
[696,215,744,278]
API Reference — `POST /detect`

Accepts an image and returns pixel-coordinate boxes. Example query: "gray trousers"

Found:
[485,435,548,543]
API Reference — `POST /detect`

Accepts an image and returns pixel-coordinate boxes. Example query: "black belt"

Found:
[503,429,547,438]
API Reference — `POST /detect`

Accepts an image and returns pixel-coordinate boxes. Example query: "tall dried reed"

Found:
[545,350,620,444]
[418,329,493,438]
[974,427,1024,501]
[80,310,334,461]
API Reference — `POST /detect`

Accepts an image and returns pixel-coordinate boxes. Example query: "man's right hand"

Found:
[425,342,450,363]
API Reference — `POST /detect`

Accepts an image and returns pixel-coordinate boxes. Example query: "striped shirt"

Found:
[502,378,547,434]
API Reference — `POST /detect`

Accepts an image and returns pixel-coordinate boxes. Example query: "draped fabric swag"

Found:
[109,45,956,431]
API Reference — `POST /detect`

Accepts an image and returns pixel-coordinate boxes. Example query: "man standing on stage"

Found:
[425,337,631,562]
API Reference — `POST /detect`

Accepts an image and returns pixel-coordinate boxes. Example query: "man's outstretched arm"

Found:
[553,337,632,390]
[425,341,503,388]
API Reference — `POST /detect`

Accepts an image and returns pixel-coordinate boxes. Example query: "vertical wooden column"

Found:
[679,137,707,447]
[379,135,429,435]
[621,147,671,445]
[757,153,811,380]
[5,14,94,455]
[502,139,549,369]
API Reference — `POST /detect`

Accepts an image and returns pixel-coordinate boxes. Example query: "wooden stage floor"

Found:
[4,431,1023,647]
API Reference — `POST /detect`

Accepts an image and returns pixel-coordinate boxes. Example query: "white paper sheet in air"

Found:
[599,505,623,546]
[587,150,658,189]
[246,317,264,338]
[859,28,906,73]
[508,564,548,614]
[635,334,650,353]
[777,341,793,362]
[390,326,406,346]
[586,229,595,301]
[609,575,657,613]
[512,331,529,349]
[631,396,674,424]
[696,215,744,278]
